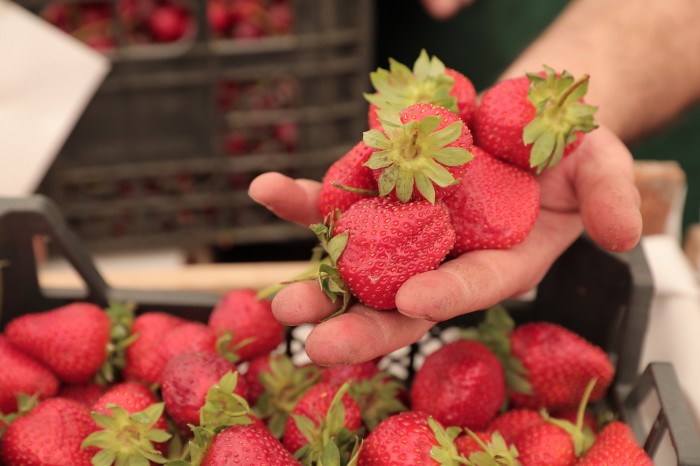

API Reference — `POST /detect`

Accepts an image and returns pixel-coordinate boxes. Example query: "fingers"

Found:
[272,281,341,325]
[304,307,436,366]
[572,127,643,252]
[420,0,475,20]
[395,208,583,322]
[248,172,323,226]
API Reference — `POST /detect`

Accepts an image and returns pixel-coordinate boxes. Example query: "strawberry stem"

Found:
[330,181,379,197]
[556,74,590,108]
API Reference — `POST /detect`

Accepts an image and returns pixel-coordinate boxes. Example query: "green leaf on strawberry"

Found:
[523,65,598,173]
[427,417,470,465]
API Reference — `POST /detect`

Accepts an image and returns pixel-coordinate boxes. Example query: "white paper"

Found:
[0,1,110,196]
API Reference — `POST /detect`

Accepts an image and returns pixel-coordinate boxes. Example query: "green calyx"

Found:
[215,332,256,365]
[165,371,252,466]
[523,65,598,173]
[363,106,472,203]
[97,301,138,385]
[310,212,352,317]
[293,382,363,466]
[364,49,458,114]
[253,354,322,438]
[464,430,522,466]
[82,402,172,466]
[461,305,532,400]
[0,393,39,438]
[427,417,470,465]
[348,373,407,431]
[541,378,598,458]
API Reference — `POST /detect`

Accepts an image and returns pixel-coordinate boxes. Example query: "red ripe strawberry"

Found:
[202,416,300,466]
[576,421,653,466]
[443,146,540,254]
[282,382,362,456]
[58,383,106,408]
[358,412,466,465]
[455,430,495,458]
[0,398,97,465]
[365,49,477,129]
[0,335,59,414]
[208,0,233,36]
[244,353,275,405]
[5,302,111,384]
[148,5,190,42]
[88,381,170,459]
[321,360,379,386]
[155,322,218,380]
[515,422,579,466]
[473,66,597,173]
[161,352,247,431]
[488,408,544,445]
[124,311,187,385]
[314,196,455,311]
[410,340,505,430]
[317,141,377,218]
[208,289,285,363]
[509,322,613,411]
[364,103,473,203]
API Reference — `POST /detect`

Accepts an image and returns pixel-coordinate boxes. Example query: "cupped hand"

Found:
[248,125,642,366]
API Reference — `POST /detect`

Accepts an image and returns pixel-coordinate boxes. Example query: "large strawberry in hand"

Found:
[5,302,111,384]
[317,141,377,218]
[365,49,477,128]
[363,103,473,204]
[473,65,598,173]
[313,196,456,311]
[443,146,540,253]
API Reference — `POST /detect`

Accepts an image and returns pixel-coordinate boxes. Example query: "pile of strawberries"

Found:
[0,298,653,465]
[309,50,598,312]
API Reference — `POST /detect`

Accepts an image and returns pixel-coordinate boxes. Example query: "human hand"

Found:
[420,0,477,20]
[248,125,642,366]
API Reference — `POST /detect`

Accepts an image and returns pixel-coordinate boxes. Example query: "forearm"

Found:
[500,0,700,142]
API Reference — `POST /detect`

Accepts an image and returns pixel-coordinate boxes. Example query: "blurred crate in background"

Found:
[16,0,373,251]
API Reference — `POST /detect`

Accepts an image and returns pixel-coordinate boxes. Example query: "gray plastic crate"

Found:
[15,0,373,251]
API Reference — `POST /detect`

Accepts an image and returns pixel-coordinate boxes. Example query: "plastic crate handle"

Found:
[623,362,700,465]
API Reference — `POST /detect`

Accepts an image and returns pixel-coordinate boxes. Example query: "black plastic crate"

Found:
[14,0,373,251]
[1,195,700,465]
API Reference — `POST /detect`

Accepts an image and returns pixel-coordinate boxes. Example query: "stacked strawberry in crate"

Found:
[0,300,654,465]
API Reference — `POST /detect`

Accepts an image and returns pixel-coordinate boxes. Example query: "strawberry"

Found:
[313,196,456,311]
[358,412,467,465]
[161,352,247,431]
[282,382,362,456]
[487,408,544,445]
[317,141,377,218]
[321,360,379,386]
[84,382,171,463]
[148,5,190,42]
[473,66,598,173]
[201,416,301,465]
[509,322,613,411]
[0,398,97,465]
[251,353,321,438]
[155,322,218,380]
[208,289,285,363]
[410,340,505,430]
[5,302,111,384]
[124,311,187,385]
[364,103,473,203]
[443,146,540,253]
[513,380,598,466]
[365,49,477,129]
[575,421,653,466]
[463,306,614,412]
[208,0,233,36]
[57,383,107,408]
[244,353,275,405]
[0,335,59,414]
